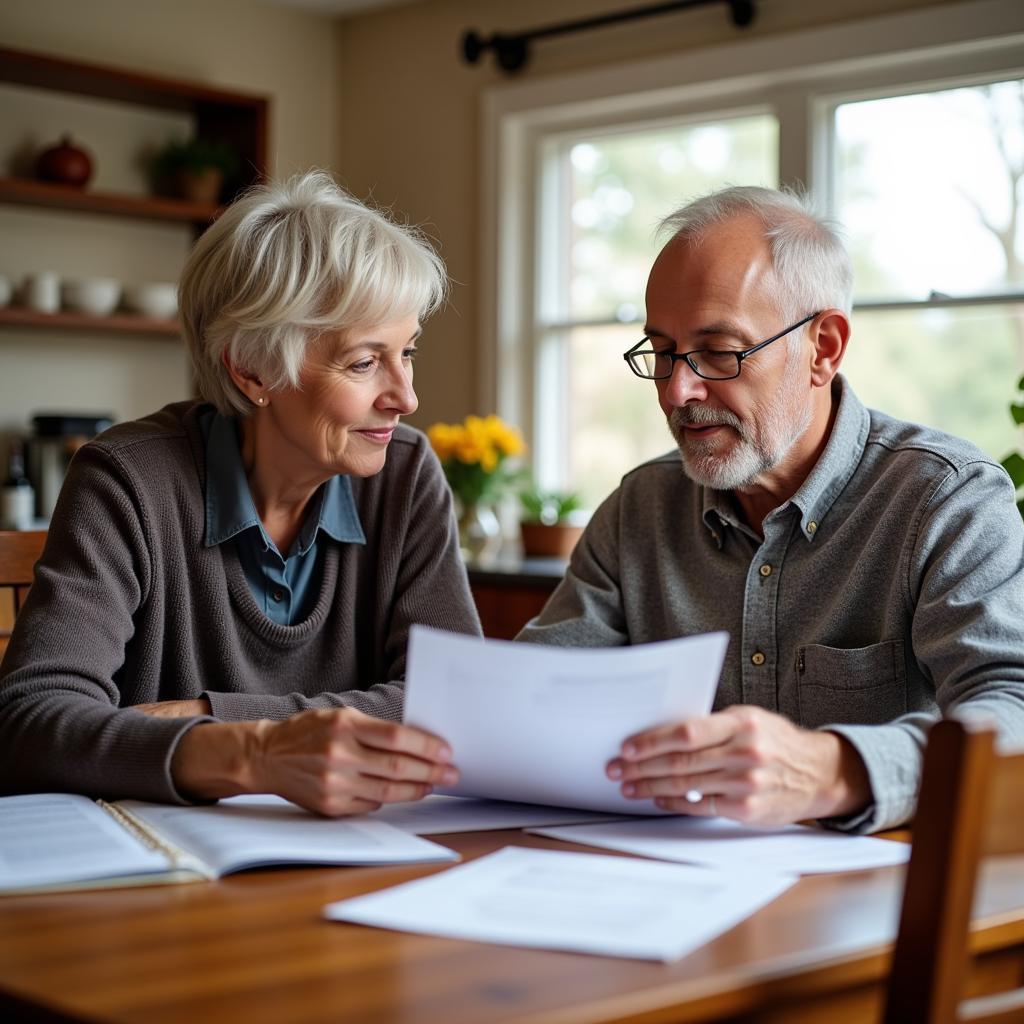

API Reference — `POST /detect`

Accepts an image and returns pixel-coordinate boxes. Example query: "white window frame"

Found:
[479,0,1024,487]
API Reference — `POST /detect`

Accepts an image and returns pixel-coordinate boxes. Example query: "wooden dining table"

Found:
[2,826,1023,1024]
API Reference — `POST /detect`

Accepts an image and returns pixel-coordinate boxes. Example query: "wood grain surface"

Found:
[2,827,1023,1024]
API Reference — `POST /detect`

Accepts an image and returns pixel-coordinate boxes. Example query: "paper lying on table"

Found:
[530,816,910,874]
[325,845,796,962]
[370,795,625,835]
[404,626,729,814]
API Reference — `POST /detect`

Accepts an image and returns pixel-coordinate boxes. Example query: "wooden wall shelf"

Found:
[0,46,268,345]
[0,307,180,338]
[0,48,268,203]
[0,177,221,226]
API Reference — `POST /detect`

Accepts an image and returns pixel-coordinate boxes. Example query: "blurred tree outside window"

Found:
[834,79,1024,461]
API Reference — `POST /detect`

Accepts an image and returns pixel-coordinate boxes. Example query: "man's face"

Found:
[643,216,813,491]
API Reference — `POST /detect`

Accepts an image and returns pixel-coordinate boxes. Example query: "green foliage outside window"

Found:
[1001,375,1024,519]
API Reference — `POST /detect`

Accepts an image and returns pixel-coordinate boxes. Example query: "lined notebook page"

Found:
[0,793,170,891]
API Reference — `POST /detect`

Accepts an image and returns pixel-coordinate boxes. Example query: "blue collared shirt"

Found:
[200,409,366,626]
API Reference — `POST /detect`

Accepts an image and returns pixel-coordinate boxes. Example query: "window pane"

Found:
[835,80,1024,301]
[566,115,778,322]
[841,304,1024,459]
[564,323,676,510]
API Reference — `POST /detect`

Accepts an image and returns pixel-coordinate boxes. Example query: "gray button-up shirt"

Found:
[518,376,1024,832]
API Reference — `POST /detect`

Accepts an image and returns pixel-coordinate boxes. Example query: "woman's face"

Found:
[262,314,420,481]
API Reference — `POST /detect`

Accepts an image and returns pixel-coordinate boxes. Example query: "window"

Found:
[832,80,1024,459]
[485,5,1024,508]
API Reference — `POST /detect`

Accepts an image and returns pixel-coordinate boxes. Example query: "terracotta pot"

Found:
[35,135,93,188]
[174,167,223,204]
[520,522,584,559]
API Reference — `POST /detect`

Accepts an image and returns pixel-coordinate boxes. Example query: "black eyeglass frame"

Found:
[623,310,822,381]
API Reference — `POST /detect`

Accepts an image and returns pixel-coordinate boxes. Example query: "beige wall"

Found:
[336,0,965,429]
[0,0,339,465]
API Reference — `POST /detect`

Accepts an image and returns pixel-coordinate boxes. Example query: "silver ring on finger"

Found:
[708,794,717,817]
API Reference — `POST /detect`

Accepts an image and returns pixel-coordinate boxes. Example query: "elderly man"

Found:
[518,186,1024,833]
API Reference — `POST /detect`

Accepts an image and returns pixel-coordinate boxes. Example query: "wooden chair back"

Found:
[0,529,47,658]
[884,716,1024,1024]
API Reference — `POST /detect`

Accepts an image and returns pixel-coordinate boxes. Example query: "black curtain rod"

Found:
[462,0,756,74]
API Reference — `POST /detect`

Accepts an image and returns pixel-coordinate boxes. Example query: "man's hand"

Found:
[170,707,458,817]
[606,705,872,826]
[135,698,212,718]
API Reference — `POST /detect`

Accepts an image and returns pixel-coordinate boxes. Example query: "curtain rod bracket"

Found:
[462,0,755,75]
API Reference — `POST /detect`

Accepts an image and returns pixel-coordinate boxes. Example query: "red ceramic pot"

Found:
[35,135,93,188]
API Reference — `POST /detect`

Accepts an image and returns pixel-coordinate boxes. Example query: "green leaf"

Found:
[1012,404,1024,426]
[1001,452,1024,488]
[1017,375,1024,393]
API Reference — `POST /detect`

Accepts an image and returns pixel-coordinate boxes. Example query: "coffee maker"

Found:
[27,413,114,520]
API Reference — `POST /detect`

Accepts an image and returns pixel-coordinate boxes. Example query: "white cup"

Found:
[25,271,60,314]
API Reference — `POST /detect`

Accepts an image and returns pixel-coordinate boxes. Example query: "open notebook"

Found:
[0,793,458,895]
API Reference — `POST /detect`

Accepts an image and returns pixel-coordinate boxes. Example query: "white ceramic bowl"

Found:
[61,277,121,316]
[123,282,178,320]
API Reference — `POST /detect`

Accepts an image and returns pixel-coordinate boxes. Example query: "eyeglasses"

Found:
[623,311,821,381]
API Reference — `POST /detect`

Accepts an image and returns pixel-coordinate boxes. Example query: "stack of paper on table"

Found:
[0,792,457,895]
[404,626,729,814]
[529,817,910,874]
[325,845,798,961]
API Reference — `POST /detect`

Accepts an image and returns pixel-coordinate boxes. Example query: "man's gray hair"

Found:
[179,170,447,416]
[658,185,853,319]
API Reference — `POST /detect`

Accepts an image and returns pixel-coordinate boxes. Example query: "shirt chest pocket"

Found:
[795,639,907,729]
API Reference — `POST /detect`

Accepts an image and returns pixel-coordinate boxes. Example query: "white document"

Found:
[404,626,729,814]
[325,845,796,962]
[530,816,910,874]
[369,794,625,835]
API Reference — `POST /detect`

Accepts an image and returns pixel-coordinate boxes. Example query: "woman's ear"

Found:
[221,351,266,406]
[809,309,851,388]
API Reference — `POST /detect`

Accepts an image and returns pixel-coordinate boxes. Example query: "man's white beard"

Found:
[668,365,812,491]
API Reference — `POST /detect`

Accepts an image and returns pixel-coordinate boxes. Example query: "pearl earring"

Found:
[256,396,265,405]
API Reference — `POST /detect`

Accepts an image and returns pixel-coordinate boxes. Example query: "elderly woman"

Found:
[0,171,480,814]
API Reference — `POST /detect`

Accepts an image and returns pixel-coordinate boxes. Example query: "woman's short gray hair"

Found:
[658,185,853,319]
[179,170,448,416]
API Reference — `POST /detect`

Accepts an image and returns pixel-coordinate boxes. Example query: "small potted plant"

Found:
[151,137,239,204]
[518,484,585,559]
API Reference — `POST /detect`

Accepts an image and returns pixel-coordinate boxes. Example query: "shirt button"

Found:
[807,521,818,535]
[759,564,772,577]
[751,651,766,666]
[271,589,284,603]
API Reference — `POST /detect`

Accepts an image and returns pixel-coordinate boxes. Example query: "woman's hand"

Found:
[170,708,458,816]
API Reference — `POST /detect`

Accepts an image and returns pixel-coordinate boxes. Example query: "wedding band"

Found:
[684,789,703,804]
[709,794,717,816]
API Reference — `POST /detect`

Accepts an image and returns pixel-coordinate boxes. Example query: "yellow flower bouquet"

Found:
[427,414,525,509]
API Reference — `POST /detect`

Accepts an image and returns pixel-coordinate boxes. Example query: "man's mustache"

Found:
[670,405,745,435]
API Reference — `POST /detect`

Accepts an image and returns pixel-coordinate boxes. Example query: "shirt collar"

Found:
[783,375,869,541]
[202,410,366,552]
[700,375,870,544]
